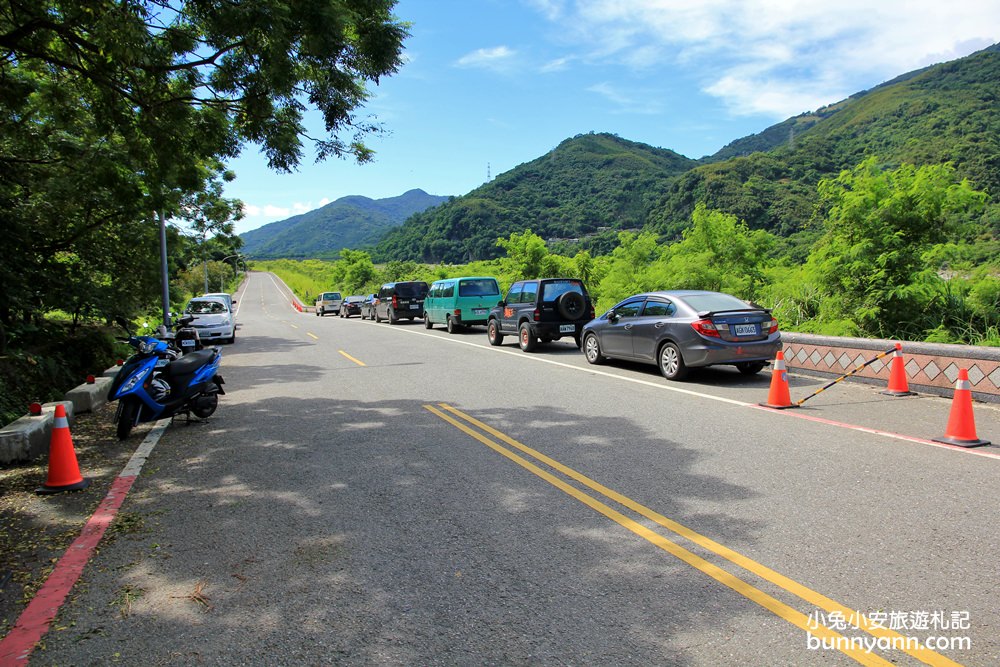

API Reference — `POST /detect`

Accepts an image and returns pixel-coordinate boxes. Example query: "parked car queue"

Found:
[321,277,782,381]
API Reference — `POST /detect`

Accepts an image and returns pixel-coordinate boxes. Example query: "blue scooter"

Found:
[109,317,226,439]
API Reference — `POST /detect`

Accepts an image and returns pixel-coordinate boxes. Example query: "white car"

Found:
[184,296,236,344]
[202,292,236,314]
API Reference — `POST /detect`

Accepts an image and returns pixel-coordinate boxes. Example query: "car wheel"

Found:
[315,310,319,316]
[518,322,537,352]
[388,308,397,324]
[487,319,504,346]
[737,361,766,376]
[375,309,382,323]
[446,315,457,334]
[583,333,606,364]
[557,291,587,320]
[658,342,689,381]
[424,314,433,329]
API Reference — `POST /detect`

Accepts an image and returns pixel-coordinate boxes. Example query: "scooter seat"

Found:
[166,349,217,376]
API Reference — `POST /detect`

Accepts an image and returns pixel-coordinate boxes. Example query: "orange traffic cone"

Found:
[880,343,916,396]
[932,369,990,448]
[760,351,797,409]
[36,404,91,494]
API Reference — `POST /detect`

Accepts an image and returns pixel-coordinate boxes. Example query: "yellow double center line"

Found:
[424,403,963,667]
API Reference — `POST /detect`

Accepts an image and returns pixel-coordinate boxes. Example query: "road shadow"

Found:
[34,393,780,666]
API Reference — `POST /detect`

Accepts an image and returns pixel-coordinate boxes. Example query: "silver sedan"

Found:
[581,290,781,380]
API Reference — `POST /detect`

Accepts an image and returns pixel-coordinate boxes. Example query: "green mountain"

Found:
[374,133,696,263]
[376,44,1000,263]
[238,189,450,259]
[650,43,1000,238]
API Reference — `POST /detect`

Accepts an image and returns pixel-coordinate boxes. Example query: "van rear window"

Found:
[395,283,428,297]
[458,279,499,297]
[321,293,341,300]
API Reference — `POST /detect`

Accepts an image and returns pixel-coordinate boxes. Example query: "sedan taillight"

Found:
[766,318,779,334]
[691,319,721,338]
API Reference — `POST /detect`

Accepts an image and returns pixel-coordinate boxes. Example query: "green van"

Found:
[423,276,501,333]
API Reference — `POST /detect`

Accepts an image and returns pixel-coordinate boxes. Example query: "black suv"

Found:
[486,278,595,352]
[374,281,429,324]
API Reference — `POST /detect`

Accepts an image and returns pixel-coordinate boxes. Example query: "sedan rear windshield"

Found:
[683,293,756,313]
[541,280,585,302]
[187,301,227,314]
[458,279,500,297]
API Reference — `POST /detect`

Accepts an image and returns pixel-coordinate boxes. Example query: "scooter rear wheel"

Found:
[116,398,138,440]
[191,393,219,419]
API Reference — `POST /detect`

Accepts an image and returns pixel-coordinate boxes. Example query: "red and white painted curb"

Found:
[0,419,171,665]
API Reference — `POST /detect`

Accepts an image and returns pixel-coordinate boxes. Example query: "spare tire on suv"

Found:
[486,278,595,352]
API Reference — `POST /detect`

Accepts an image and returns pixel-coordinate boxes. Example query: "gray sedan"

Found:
[581,290,781,380]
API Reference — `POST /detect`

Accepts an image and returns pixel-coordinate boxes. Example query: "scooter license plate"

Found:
[181,339,196,347]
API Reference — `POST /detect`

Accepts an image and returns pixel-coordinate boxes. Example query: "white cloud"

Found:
[587,82,663,114]
[540,56,573,73]
[455,46,518,72]
[523,0,566,21]
[535,0,1000,117]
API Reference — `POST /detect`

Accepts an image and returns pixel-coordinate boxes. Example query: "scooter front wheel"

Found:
[116,398,138,440]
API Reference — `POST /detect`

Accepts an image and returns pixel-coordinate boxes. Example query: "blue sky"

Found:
[226,0,1000,235]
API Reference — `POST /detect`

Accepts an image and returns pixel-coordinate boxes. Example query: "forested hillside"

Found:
[373,44,1000,262]
[650,43,1000,239]
[374,133,695,263]
[240,189,449,259]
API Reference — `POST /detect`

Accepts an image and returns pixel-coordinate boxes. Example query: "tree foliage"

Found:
[0,0,407,333]
[797,158,988,338]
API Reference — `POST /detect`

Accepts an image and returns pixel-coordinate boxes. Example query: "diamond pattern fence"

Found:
[781,333,1000,403]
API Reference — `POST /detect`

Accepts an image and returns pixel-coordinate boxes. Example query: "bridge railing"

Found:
[781,333,1000,403]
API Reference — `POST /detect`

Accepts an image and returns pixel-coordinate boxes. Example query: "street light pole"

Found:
[158,210,171,327]
[220,254,243,292]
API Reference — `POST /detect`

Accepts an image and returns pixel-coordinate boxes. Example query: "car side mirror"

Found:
[607,309,618,322]
[498,300,506,307]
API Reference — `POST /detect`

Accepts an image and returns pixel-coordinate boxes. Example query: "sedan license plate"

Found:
[734,324,758,336]
[559,324,575,333]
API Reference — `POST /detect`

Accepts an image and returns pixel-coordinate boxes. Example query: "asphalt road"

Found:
[33,271,1000,666]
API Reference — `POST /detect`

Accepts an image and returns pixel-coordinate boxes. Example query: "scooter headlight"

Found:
[118,372,144,395]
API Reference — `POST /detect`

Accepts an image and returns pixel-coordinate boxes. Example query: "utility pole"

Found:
[158,210,171,327]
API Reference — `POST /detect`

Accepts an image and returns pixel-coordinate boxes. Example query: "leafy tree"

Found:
[0,0,408,327]
[650,204,775,301]
[340,249,378,294]
[803,158,986,336]
[496,230,555,280]
[593,232,662,311]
